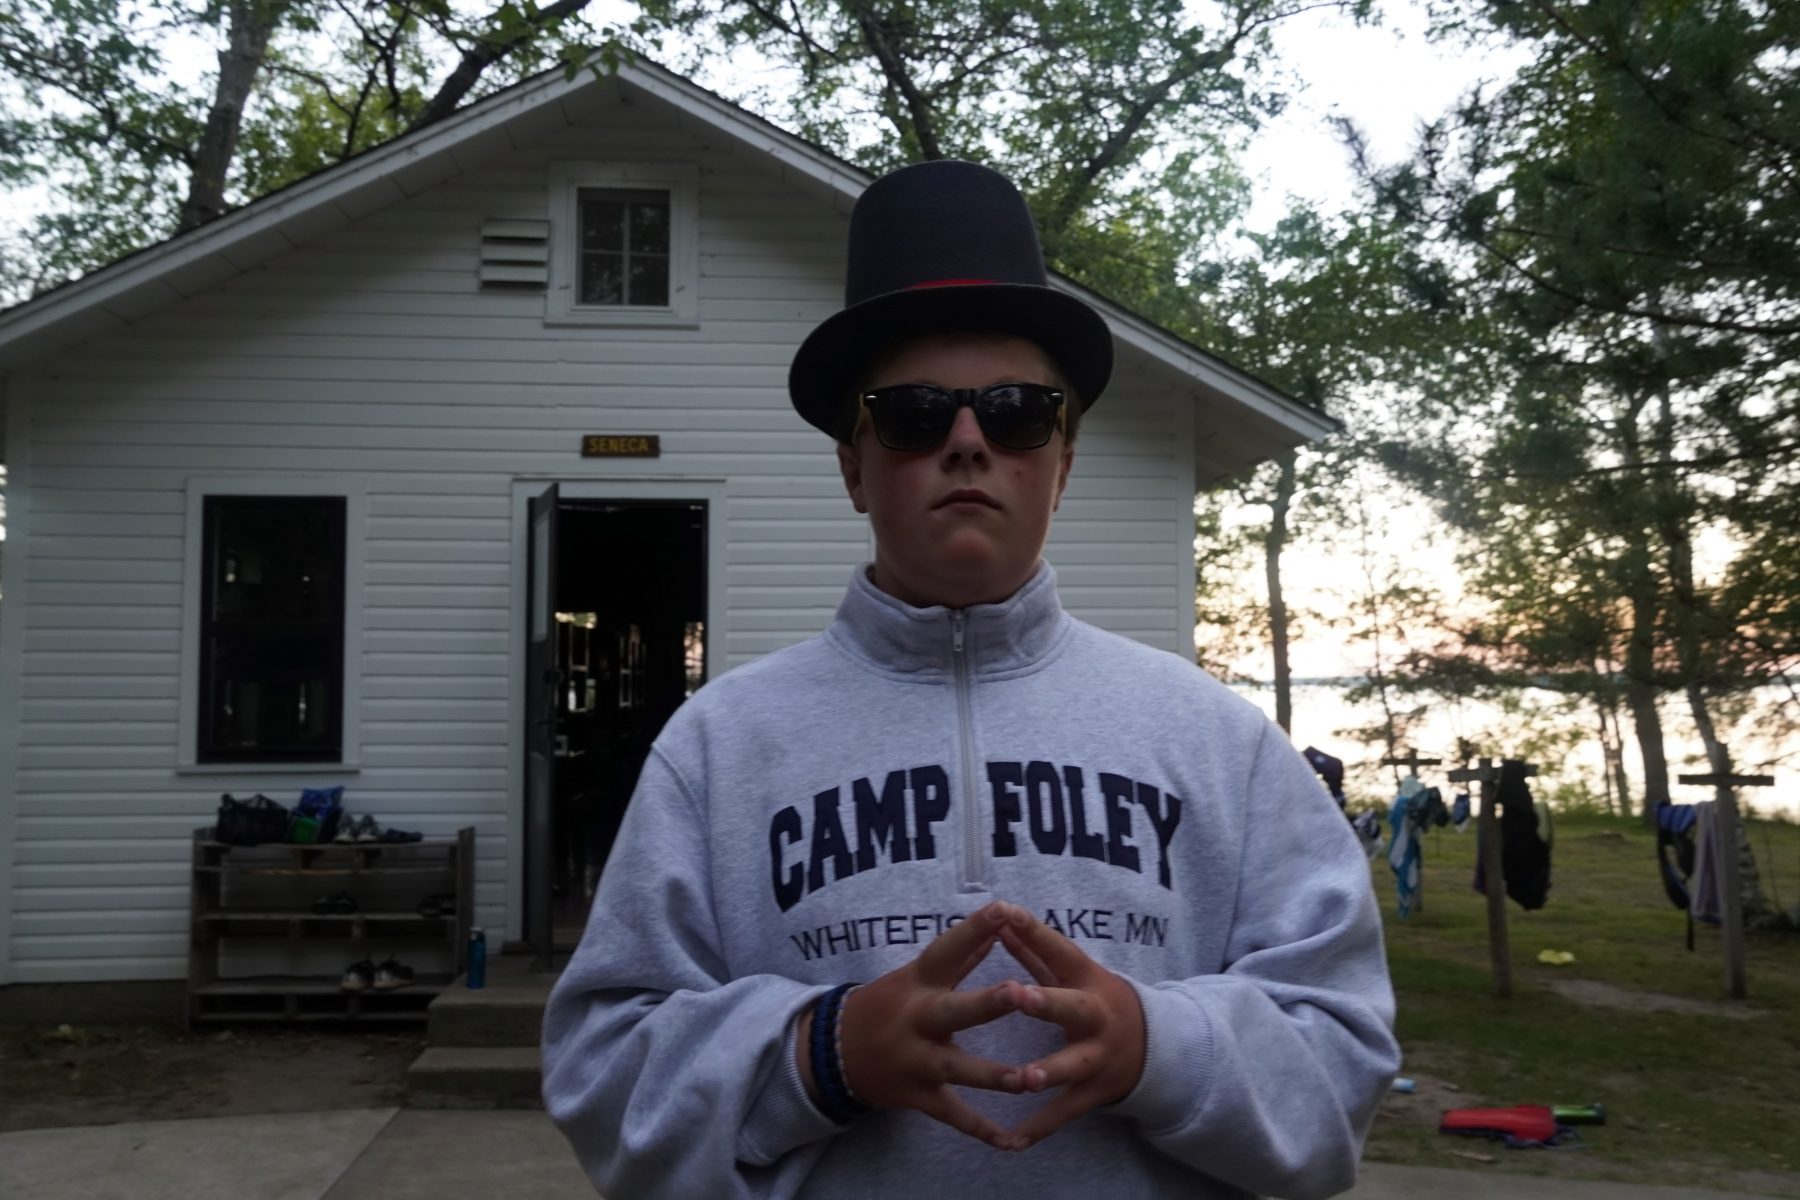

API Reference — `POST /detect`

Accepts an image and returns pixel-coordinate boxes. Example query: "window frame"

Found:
[178,478,366,772]
[545,162,700,328]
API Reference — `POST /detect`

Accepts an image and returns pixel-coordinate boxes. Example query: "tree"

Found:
[0,0,640,301]
[644,0,1370,255]
[1180,204,1470,731]
[1358,0,1800,817]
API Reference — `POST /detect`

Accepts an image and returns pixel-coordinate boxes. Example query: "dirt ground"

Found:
[0,1017,423,1133]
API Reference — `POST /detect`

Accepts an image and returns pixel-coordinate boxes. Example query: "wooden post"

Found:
[1675,772,1773,1000]
[1382,749,1443,911]
[1382,748,1443,777]
[1447,757,1539,999]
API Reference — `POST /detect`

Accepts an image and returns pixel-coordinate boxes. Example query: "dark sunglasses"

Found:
[857,383,1066,452]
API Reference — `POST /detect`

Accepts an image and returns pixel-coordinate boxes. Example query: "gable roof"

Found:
[0,57,1336,482]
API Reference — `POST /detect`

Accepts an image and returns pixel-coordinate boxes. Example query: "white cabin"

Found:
[0,59,1334,985]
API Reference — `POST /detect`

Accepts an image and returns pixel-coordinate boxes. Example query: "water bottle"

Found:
[467,926,487,990]
[1552,1102,1605,1125]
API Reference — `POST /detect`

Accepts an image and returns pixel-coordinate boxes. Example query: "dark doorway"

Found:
[529,499,707,955]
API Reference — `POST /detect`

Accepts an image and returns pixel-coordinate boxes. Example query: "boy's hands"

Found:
[795,900,1147,1152]
[996,913,1147,1150]
[799,901,1034,1149]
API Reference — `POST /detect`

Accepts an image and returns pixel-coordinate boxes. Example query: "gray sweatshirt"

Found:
[542,564,1399,1199]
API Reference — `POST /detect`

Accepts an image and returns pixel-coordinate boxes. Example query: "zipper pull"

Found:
[952,612,965,655]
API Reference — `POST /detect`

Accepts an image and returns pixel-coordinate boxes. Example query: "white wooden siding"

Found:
[3,87,1193,983]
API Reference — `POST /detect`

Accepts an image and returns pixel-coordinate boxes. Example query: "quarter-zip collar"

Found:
[826,560,1071,679]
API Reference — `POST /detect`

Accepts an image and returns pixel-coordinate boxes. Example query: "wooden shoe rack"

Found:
[186,826,475,1027]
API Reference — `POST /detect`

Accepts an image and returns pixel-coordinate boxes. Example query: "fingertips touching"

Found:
[998,1064,1048,1093]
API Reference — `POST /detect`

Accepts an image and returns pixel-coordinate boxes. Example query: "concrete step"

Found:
[407,1046,544,1110]
[429,957,554,1048]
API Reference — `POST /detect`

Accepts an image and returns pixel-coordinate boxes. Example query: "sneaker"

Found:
[340,960,376,992]
[372,959,415,991]
[353,815,381,843]
[333,816,360,844]
[416,893,454,918]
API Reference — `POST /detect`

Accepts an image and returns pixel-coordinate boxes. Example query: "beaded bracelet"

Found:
[834,984,863,1106]
[808,983,869,1123]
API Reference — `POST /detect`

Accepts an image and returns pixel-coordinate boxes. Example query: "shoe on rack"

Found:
[313,893,358,915]
[333,817,360,844]
[416,893,454,918]
[372,959,415,991]
[353,815,381,843]
[340,960,376,992]
[380,826,424,843]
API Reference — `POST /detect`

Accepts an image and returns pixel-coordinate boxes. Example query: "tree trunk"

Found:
[1625,671,1671,823]
[1619,503,1670,823]
[1613,386,1672,825]
[1608,696,1630,812]
[178,0,288,231]
[1603,690,1632,816]
[851,1,943,160]
[1264,452,1297,732]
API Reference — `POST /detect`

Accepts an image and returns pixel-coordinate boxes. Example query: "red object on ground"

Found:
[1439,1104,1565,1146]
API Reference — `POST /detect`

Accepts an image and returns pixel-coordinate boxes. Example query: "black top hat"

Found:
[788,160,1114,438]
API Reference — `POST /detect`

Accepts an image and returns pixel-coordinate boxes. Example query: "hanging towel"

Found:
[1690,801,1722,925]
[1472,761,1553,910]
[1303,745,1347,808]
[1352,809,1384,859]
[1388,777,1425,917]
[1450,792,1471,831]
[1500,759,1552,910]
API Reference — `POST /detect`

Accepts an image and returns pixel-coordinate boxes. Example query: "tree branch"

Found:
[848,0,942,159]
[408,0,595,131]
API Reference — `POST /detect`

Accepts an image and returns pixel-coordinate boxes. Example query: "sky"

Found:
[1235,2,1527,230]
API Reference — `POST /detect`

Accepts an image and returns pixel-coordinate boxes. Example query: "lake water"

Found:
[1226,681,1800,819]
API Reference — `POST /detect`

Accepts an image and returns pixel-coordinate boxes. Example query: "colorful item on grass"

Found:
[1439,1104,1581,1148]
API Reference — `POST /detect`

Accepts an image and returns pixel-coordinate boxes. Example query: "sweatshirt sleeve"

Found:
[541,745,844,1199]
[1108,721,1401,1200]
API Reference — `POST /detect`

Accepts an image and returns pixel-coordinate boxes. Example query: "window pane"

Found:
[206,633,340,755]
[213,505,341,623]
[628,254,669,307]
[580,252,624,305]
[200,497,345,762]
[628,200,670,254]
[579,195,624,251]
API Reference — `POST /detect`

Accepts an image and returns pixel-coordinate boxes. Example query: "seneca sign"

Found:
[580,435,661,458]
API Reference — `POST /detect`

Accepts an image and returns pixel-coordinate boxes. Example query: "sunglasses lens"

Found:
[868,386,954,451]
[976,385,1061,449]
[863,384,1063,451]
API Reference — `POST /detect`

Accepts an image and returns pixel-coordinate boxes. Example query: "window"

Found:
[547,163,698,326]
[197,496,346,762]
[578,189,670,307]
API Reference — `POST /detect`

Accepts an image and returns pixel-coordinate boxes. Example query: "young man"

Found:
[543,160,1399,1199]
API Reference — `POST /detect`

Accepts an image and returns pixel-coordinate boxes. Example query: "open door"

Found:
[525,484,560,970]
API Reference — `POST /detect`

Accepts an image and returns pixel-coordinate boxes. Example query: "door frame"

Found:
[505,476,727,950]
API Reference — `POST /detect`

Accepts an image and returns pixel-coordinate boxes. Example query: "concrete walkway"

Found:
[0,1108,1779,1200]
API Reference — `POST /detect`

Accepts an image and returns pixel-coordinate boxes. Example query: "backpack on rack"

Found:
[289,786,346,844]
[215,793,292,846]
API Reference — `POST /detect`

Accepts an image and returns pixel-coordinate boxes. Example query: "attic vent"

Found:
[479,218,550,290]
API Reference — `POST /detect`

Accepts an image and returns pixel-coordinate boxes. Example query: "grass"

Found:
[1365,808,1800,1195]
